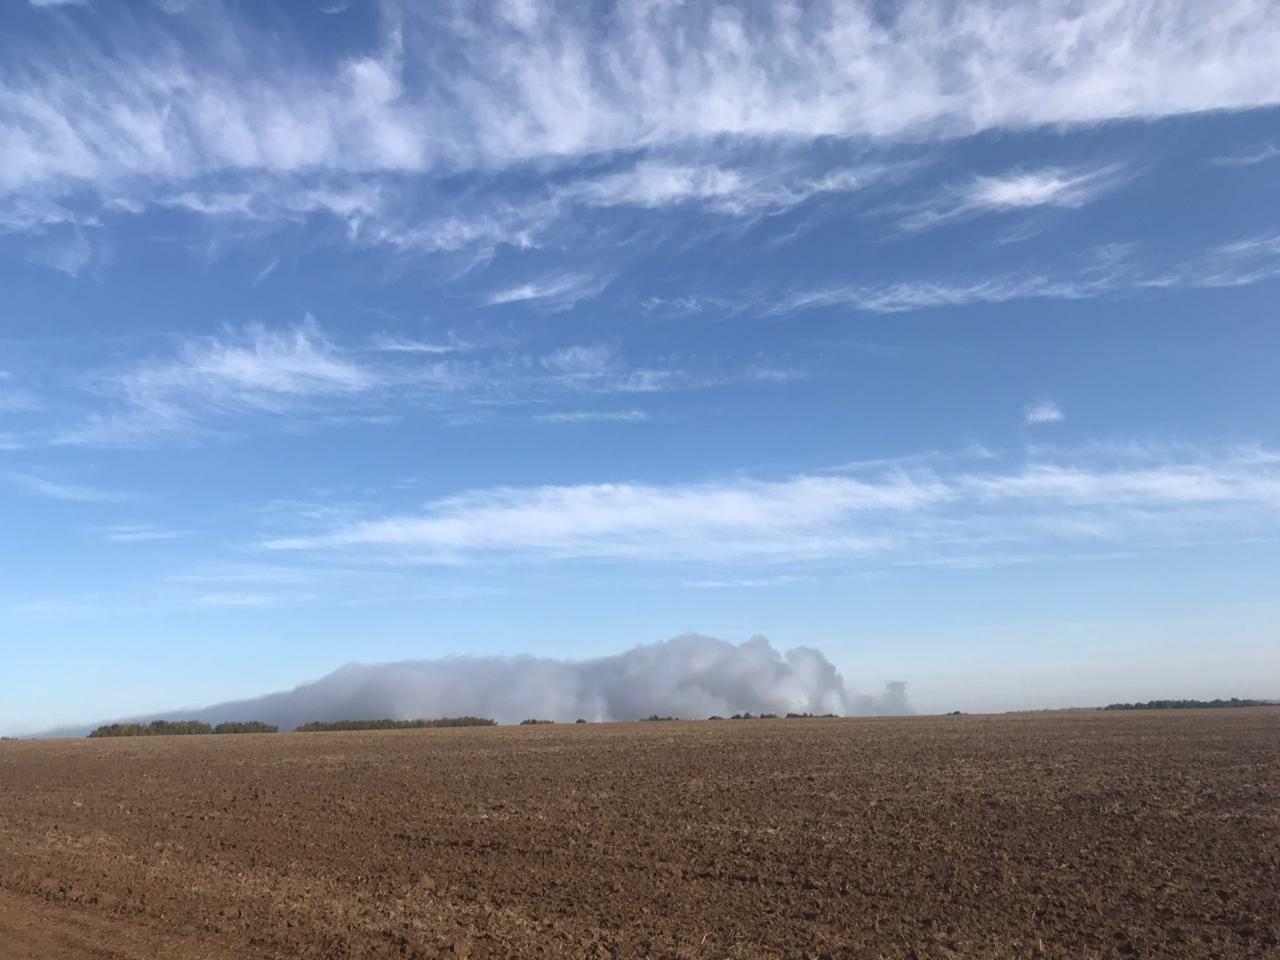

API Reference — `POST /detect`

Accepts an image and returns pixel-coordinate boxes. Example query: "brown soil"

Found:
[1,710,1276,959]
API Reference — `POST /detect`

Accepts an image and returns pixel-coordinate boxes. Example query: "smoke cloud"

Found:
[108,635,910,732]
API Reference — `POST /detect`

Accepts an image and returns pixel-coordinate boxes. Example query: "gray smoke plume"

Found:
[75,635,909,733]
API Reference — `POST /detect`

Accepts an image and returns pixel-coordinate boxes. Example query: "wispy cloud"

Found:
[54,322,791,446]
[191,592,278,608]
[57,318,380,446]
[263,445,1280,568]
[0,382,42,415]
[539,344,617,381]
[1209,142,1280,166]
[1024,399,1065,425]
[766,230,1280,316]
[534,409,649,424]
[894,164,1125,232]
[1187,232,1280,288]
[95,524,189,542]
[368,333,465,355]
[560,162,887,218]
[265,474,930,562]
[10,472,131,503]
[484,273,609,310]
[683,575,809,589]
[3,1,1276,276]
[252,257,280,284]
[4,0,1278,198]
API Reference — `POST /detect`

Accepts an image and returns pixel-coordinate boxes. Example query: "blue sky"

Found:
[2,0,1279,733]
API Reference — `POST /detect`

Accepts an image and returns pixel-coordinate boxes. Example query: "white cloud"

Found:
[10,472,131,502]
[1188,232,1280,288]
[770,272,1112,315]
[683,575,808,589]
[265,474,934,562]
[1209,142,1280,166]
[368,333,464,355]
[57,318,380,446]
[263,446,1280,567]
[127,319,374,405]
[1024,400,1065,425]
[484,273,609,310]
[4,1,1278,195]
[191,592,277,608]
[766,230,1280,316]
[54,322,786,446]
[539,344,617,380]
[0,384,41,414]
[560,162,886,217]
[894,164,1125,232]
[95,524,189,542]
[252,257,280,284]
[534,409,649,424]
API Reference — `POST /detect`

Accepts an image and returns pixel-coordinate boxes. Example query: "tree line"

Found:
[88,717,499,737]
[294,717,496,732]
[1103,698,1275,711]
[86,711,856,738]
[88,720,279,738]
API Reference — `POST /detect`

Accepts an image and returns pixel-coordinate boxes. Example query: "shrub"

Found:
[575,718,587,724]
[641,714,677,721]
[518,719,554,725]
[295,717,496,732]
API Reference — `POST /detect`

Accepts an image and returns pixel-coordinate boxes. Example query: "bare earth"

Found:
[1,710,1276,959]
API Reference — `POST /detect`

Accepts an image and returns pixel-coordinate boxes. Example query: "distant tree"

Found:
[295,717,496,732]
[88,720,213,738]
[518,719,555,725]
[213,722,279,735]
[1103,698,1275,711]
[641,714,677,721]
[575,718,587,724]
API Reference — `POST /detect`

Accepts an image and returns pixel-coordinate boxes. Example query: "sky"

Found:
[2,0,1279,734]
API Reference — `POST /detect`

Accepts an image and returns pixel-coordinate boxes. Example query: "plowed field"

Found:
[1,710,1276,959]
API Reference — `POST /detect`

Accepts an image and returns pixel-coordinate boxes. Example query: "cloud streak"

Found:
[10,472,131,503]
[534,409,649,425]
[264,445,1280,568]
[766,231,1280,316]
[894,164,1125,232]
[484,273,610,310]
